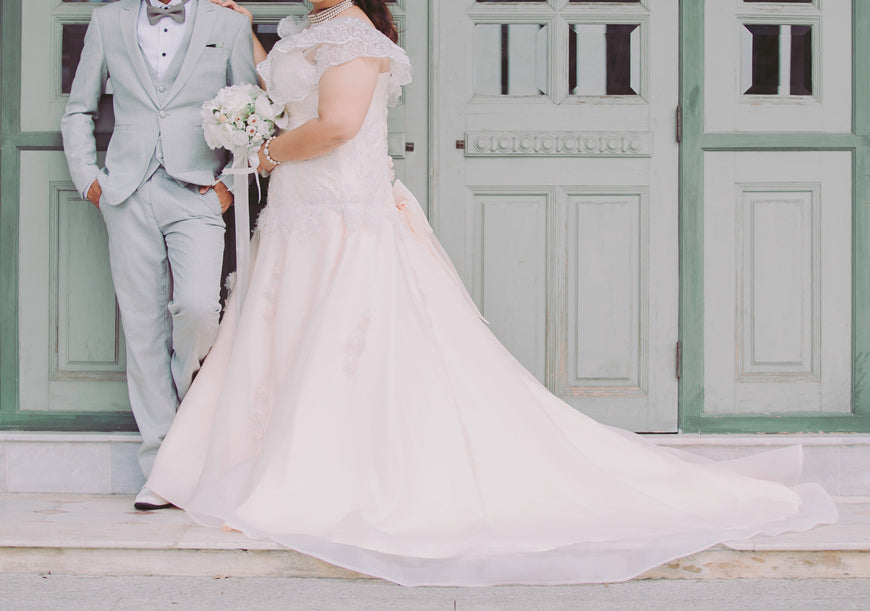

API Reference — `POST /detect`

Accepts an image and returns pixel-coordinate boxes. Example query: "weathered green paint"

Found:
[677,0,705,433]
[702,133,863,151]
[679,0,870,433]
[0,0,23,427]
[851,0,870,424]
[0,0,134,431]
[697,414,870,435]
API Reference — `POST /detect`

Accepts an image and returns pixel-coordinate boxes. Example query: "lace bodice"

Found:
[256,16,412,234]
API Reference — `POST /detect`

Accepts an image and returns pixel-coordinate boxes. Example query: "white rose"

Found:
[203,124,221,149]
[275,113,291,130]
[221,123,235,146]
[231,130,250,148]
[254,96,276,120]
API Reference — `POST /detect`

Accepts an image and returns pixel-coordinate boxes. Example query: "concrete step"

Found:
[1,494,869,582]
[3,432,870,496]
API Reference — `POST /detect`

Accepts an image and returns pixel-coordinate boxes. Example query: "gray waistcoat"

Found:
[141,1,198,183]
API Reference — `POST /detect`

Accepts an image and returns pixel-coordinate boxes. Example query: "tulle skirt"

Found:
[147,182,837,586]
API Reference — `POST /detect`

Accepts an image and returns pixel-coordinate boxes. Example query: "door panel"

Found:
[435,0,679,432]
[468,189,550,381]
[697,0,856,424]
[18,150,130,414]
[704,151,852,415]
[565,189,647,394]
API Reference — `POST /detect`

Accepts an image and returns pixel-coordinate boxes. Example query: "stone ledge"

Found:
[1,494,869,581]
[0,548,365,580]
[641,550,870,580]
[3,433,870,495]
[2,547,868,581]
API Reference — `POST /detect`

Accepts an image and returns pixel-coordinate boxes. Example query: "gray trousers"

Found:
[101,168,225,478]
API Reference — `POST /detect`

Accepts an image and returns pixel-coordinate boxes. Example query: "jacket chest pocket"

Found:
[195,48,228,81]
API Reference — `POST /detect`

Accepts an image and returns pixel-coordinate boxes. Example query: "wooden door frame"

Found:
[0,1,132,430]
[0,1,119,429]
[678,0,870,433]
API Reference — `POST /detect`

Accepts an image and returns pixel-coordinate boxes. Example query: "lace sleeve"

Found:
[257,16,317,106]
[311,19,412,106]
[258,17,412,107]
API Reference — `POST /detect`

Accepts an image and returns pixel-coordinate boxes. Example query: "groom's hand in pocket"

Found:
[200,182,234,213]
[86,179,102,209]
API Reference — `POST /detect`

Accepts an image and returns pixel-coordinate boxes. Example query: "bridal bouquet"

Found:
[201,84,288,309]
[202,84,289,168]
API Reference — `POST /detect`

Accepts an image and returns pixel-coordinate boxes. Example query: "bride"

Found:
[147,0,838,586]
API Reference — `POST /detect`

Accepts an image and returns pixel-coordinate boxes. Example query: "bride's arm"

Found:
[257,57,382,167]
[210,0,268,67]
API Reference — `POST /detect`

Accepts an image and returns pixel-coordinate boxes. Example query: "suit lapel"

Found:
[120,0,160,107]
[165,0,217,104]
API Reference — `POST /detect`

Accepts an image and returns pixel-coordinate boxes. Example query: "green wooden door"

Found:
[2,0,132,430]
[679,0,870,433]
[0,0,427,430]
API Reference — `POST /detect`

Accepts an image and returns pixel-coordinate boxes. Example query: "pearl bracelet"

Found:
[263,136,281,168]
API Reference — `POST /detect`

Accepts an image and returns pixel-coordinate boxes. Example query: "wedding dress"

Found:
[147,16,838,586]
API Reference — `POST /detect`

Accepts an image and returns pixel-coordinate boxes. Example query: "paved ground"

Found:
[2,575,870,610]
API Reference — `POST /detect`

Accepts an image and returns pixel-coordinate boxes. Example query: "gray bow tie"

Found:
[146,1,188,26]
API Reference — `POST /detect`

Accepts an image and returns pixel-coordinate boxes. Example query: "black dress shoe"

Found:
[134,487,173,510]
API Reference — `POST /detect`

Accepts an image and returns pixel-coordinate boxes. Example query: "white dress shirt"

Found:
[137,0,191,80]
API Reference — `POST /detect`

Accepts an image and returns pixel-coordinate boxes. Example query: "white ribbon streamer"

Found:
[221,151,261,309]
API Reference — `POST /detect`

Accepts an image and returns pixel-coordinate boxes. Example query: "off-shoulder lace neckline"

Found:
[259,14,412,106]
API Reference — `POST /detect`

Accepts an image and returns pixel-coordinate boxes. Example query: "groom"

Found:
[61,0,257,509]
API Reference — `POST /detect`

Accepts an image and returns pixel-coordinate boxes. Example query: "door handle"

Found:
[405,142,415,152]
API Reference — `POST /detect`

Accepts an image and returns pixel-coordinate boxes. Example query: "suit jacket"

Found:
[61,0,258,206]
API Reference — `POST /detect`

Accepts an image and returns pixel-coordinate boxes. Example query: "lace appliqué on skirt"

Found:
[263,264,283,324]
[250,383,272,445]
[344,314,371,375]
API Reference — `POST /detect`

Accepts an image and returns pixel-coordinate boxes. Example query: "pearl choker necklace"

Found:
[308,0,356,25]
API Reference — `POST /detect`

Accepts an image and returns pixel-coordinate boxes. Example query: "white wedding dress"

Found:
[147,17,838,587]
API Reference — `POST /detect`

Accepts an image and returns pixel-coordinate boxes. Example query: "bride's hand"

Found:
[209,0,253,25]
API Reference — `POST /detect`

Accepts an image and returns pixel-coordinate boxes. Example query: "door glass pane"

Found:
[255,23,282,54]
[742,24,813,96]
[569,24,640,96]
[61,24,89,94]
[474,23,549,96]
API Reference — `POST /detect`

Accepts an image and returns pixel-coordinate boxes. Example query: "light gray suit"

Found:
[61,0,258,477]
